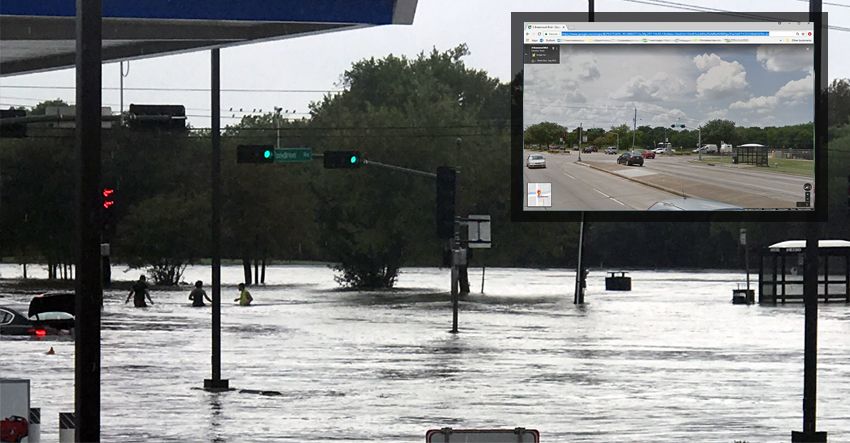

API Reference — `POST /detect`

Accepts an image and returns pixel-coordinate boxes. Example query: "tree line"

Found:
[1,45,849,288]
[525,119,815,151]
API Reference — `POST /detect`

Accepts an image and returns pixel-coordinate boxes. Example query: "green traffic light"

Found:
[264,150,272,159]
[350,155,358,164]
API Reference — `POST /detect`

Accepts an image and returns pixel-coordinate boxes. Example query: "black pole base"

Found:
[791,431,827,442]
[203,379,230,391]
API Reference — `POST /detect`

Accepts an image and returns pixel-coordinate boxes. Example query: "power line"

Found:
[0,85,343,93]
[621,0,850,32]
[796,0,850,8]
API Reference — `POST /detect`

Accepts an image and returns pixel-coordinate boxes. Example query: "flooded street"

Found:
[2,265,849,442]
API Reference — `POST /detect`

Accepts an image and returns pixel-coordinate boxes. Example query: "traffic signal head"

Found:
[237,145,274,163]
[102,188,116,209]
[435,166,456,239]
[323,151,361,169]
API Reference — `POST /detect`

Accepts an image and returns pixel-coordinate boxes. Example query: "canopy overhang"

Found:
[0,0,417,76]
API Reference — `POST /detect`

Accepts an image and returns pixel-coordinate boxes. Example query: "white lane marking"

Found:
[564,172,576,179]
[594,189,611,198]
[595,188,627,207]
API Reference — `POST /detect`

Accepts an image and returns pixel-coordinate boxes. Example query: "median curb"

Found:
[576,160,692,199]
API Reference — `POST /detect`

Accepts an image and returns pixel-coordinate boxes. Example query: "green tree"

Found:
[701,119,736,147]
[115,193,210,285]
[524,122,565,147]
[307,44,509,288]
[29,99,69,115]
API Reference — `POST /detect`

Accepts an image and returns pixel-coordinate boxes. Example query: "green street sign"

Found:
[273,147,312,163]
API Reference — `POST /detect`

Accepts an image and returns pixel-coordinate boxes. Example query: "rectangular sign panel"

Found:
[426,428,539,443]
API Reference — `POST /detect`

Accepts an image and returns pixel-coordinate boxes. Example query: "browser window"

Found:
[513,15,822,220]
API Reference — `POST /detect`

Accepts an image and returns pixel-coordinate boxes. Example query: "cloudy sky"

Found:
[524,43,815,129]
[0,0,846,128]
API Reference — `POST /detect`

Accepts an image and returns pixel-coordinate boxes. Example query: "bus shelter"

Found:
[759,239,850,304]
[733,143,769,166]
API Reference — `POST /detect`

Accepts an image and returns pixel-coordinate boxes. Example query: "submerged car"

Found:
[526,154,546,168]
[617,151,644,166]
[0,292,75,337]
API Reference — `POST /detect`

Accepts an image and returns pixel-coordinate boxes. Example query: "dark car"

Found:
[0,292,75,337]
[617,151,644,166]
[582,145,598,153]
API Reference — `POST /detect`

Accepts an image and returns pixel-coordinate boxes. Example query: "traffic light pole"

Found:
[354,159,463,332]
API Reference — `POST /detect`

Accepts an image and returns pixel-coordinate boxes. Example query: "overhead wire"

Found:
[621,0,850,32]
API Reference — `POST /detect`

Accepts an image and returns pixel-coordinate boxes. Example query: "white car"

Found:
[526,154,546,168]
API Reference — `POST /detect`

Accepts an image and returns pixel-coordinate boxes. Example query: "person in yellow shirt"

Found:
[234,283,253,306]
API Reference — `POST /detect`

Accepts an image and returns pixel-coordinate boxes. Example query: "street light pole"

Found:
[274,107,282,149]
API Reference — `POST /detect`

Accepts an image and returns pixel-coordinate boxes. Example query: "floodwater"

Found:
[1,264,849,442]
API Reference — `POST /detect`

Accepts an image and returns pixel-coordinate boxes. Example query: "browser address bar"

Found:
[559,31,770,36]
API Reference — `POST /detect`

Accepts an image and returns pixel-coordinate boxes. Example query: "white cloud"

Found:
[729,72,813,113]
[693,53,748,99]
[564,90,587,103]
[730,95,778,111]
[776,72,813,101]
[609,72,685,101]
[756,45,813,72]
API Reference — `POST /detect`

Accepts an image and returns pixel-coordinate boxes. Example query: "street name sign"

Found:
[274,147,312,163]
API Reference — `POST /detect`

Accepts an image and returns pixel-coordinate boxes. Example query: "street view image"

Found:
[523,44,816,211]
[2,1,850,443]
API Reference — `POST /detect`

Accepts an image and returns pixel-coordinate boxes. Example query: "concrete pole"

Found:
[75,0,103,439]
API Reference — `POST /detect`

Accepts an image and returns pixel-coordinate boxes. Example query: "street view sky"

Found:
[525,44,815,129]
[0,0,847,128]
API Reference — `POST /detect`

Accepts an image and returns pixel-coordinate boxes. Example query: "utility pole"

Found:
[577,122,583,161]
[631,107,637,148]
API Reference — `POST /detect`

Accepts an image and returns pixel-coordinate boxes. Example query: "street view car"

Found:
[526,154,546,168]
[605,146,617,155]
[617,151,644,166]
[0,292,75,337]
[642,150,655,159]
